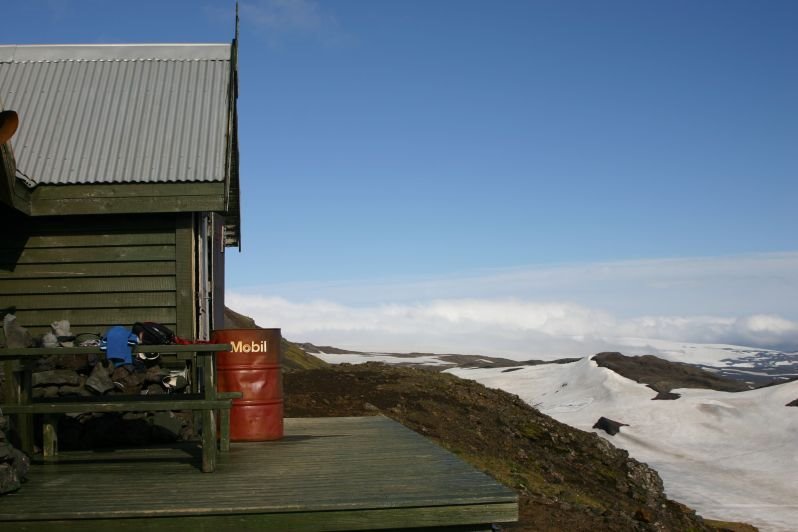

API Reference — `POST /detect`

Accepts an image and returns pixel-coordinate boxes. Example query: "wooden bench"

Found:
[0,343,238,472]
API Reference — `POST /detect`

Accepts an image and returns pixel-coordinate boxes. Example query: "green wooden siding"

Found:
[0,209,195,338]
[20,183,227,217]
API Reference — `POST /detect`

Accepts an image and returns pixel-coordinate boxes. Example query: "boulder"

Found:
[85,363,114,394]
[593,416,628,436]
[3,314,33,348]
[31,369,80,387]
[0,463,21,494]
[32,386,60,399]
[50,354,90,372]
[652,391,681,400]
[144,365,165,384]
[0,416,30,496]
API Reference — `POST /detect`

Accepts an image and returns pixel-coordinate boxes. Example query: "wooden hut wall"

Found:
[0,208,196,340]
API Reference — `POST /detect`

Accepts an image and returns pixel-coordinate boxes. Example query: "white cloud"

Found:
[731,314,798,349]
[226,253,798,360]
[234,252,798,319]
[225,294,798,361]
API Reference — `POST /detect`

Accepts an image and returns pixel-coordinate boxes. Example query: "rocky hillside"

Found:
[284,362,754,531]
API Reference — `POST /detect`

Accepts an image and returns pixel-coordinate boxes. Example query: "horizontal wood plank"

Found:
[6,307,176,328]
[0,399,233,414]
[4,291,175,310]
[7,505,514,531]
[0,261,176,278]
[33,182,225,201]
[0,214,177,234]
[0,276,175,294]
[31,196,225,216]
[8,324,179,338]
[0,344,230,357]
[0,232,176,249]
[0,245,175,264]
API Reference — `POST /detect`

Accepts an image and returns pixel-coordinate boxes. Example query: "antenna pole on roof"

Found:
[232,0,239,71]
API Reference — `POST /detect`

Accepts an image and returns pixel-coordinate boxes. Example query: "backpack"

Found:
[132,322,176,345]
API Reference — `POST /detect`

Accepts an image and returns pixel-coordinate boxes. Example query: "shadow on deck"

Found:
[0,416,518,531]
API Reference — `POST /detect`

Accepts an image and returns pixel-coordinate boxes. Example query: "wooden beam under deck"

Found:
[0,416,517,531]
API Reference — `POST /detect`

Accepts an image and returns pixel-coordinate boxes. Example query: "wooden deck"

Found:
[0,416,517,531]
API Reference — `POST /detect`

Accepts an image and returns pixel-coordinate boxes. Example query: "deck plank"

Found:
[0,416,517,530]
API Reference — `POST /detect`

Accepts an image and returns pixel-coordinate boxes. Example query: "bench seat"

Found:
[0,397,235,414]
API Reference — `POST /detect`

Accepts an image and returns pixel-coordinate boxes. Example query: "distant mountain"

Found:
[299,344,581,371]
[592,352,751,397]
[223,308,328,371]
[297,342,367,355]
[300,337,798,389]
[614,338,798,387]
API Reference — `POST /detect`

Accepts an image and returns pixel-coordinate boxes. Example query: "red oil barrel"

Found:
[213,328,283,441]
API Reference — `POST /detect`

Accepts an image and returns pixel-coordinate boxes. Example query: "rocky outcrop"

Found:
[593,352,751,395]
[593,416,628,435]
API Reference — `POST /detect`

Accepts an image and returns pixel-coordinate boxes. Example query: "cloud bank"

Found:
[227,253,798,360]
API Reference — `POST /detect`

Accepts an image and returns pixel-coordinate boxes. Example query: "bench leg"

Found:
[219,407,231,452]
[15,414,35,455]
[201,408,217,473]
[42,415,58,460]
[5,363,35,455]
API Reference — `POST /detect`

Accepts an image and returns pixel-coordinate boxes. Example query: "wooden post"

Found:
[219,408,231,452]
[4,360,34,454]
[201,351,217,472]
[201,408,217,473]
[217,391,241,452]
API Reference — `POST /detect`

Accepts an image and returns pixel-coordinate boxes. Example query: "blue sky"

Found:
[4,1,797,357]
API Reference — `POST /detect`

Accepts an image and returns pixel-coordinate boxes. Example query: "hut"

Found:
[0,39,518,531]
[0,42,240,342]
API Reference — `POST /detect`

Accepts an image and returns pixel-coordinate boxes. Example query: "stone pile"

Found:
[30,355,187,398]
[29,356,194,450]
[0,414,29,495]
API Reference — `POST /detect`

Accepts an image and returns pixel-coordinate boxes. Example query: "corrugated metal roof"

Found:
[0,44,233,185]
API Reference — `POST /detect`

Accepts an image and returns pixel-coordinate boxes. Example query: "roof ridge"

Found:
[0,44,231,63]
[5,58,228,63]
